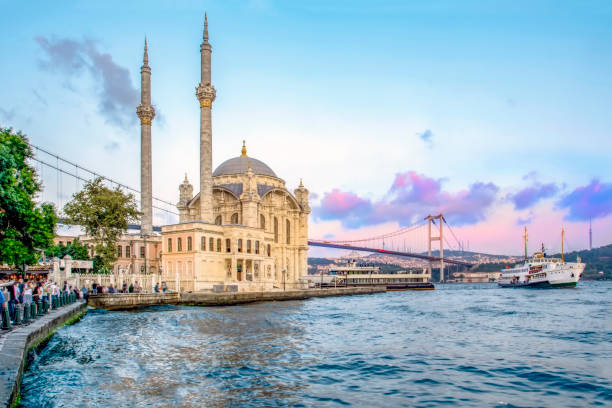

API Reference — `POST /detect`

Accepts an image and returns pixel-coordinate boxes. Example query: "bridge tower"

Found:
[425,214,444,282]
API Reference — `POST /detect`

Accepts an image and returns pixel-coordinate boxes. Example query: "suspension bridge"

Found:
[30,144,474,280]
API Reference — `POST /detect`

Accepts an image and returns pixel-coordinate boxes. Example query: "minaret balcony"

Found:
[137,104,156,124]
[196,83,216,106]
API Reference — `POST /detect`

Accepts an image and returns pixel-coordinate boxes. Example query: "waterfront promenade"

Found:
[0,300,86,407]
[87,287,386,310]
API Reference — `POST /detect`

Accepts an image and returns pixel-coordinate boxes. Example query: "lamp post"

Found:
[282,269,286,291]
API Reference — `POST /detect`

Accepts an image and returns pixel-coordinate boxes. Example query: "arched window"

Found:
[217,238,222,252]
[201,236,206,251]
[260,214,265,229]
[286,219,291,244]
[187,237,192,251]
[226,239,231,253]
[274,217,279,243]
[167,239,172,253]
[177,238,182,251]
[215,215,222,225]
[209,237,214,252]
[247,240,252,253]
[126,246,131,258]
[117,245,122,258]
[267,244,271,257]
[231,213,239,224]
[238,239,243,252]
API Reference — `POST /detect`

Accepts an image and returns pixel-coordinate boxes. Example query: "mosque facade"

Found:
[153,16,310,292]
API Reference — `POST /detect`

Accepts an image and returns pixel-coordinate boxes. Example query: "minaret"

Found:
[195,13,216,223]
[136,38,155,236]
[589,217,593,250]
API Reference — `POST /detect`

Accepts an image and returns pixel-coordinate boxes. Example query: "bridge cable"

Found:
[31,143,176,208]
[30,157,179,216]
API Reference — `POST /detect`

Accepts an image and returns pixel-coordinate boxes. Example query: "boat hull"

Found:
[498,281,577,288]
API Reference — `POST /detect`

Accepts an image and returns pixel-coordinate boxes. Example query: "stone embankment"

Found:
[88,287,385,310]
[88,292,180,310]
[0,301,87,408]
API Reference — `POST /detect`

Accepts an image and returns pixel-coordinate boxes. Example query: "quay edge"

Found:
[87,287,386,310]
[0,301,87,408]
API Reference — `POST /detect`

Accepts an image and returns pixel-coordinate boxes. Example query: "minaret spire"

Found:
[196,12,216,223]
[204,13,209,42]
[137,37,155,236]
[143,37,149,66]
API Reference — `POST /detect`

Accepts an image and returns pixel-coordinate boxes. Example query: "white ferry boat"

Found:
[303,261,434,290]
[498,228,585,288]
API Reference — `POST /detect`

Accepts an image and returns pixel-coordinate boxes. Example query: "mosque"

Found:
[136,15,310,292]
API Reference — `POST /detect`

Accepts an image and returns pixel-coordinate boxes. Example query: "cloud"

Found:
[522,171,538,180]
[509,182,558,210]
[557,179,612,221]
[35,36,139,129]
[317,189,373,228]
[0,107,16,123]
[516,211,534,226]
[104,141,120,152]
[416,129,433,147]
[314,171,499,229]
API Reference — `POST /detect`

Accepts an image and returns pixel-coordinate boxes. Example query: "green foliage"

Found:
[46,238,90,260]
[0,127,57,268]
[92,255,104,273]
[472,262,509,272]
[63,177,140,272]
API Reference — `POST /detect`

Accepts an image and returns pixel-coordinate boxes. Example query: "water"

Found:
[20,282,612,407]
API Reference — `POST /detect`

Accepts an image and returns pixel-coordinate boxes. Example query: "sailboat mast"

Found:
[524,226,528,260]
[561,228,565,263]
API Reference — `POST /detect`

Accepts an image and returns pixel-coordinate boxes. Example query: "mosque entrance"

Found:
[237,263,242,281]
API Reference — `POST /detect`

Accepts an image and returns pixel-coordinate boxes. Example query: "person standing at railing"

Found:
[23,283,33,305]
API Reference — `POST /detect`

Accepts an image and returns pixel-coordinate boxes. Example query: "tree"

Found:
[0,128,57,270]
[46,238,90,260]
[64,177,140,273]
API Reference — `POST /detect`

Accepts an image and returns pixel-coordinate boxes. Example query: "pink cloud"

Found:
[558,179,612,221]
[315,171,499,229]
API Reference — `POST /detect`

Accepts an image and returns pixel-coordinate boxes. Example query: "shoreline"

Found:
[0,301,87,408]
[87,287,386,310]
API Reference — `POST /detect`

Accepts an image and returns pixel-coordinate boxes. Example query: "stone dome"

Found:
[213,141,277,178]
[213,156,277,178]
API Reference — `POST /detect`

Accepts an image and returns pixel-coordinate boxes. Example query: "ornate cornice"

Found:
[137,104,155,124]
[196,83,216,107]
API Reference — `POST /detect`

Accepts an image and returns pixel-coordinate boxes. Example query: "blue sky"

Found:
[1,0,611,255]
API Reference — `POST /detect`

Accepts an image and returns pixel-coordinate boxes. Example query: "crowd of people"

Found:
[82,280,171,297]
[0,277,83,325]
[1,277,173,326]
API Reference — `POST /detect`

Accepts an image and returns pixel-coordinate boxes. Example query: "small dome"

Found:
[213,156,277,178]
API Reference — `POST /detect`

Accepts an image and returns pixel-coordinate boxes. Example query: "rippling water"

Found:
[20,282,612,407]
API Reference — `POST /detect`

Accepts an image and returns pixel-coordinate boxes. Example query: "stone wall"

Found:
[87,293,180,310]
[87,287,385,310]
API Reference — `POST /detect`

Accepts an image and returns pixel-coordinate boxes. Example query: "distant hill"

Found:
[307,257,403,274]
[309,244,612,280]
[550,244,612,280]
[470,245,612,280]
